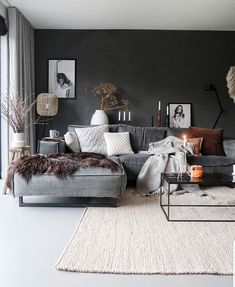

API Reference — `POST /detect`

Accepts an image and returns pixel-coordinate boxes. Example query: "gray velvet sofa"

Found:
[68,124,235,181]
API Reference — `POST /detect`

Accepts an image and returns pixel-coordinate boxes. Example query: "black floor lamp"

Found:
[205,84,224,129]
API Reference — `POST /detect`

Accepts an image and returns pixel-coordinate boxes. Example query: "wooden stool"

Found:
[9,146,32,162]
[3,146,32,194]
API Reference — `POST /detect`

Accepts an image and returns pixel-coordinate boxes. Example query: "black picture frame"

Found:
[168,103,192,128]
[48,59,77,99]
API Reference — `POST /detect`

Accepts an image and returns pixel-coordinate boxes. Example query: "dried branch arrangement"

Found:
[92,83,128,111]
[0,93,36,133]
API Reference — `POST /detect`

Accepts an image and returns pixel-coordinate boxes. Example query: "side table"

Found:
[9,146,32,162]
[3,146,32,194]
[37,137,66,154]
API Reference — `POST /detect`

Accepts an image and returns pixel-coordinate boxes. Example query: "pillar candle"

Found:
[158,101,161,111]
[123,111,126,121]
[166,106,169,115]
[128,111,131,122]
[118,111,121,121]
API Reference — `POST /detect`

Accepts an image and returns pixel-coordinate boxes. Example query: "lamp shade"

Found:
[226,66,235,103]
[36,93,58,116]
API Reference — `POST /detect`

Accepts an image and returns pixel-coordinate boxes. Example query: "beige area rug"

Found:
[56,187,235,275]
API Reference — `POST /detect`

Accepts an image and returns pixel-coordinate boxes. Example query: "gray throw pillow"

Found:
[75,125,108,155]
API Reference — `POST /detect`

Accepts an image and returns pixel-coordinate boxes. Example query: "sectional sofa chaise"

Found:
[13,124,235,206]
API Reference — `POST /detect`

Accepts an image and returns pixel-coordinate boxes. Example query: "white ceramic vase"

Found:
[90,110,109,125]
[12,133,25,148]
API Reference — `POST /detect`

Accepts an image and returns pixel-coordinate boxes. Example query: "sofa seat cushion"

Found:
[118,153,151,180]
[187,155,235,167]
[119,153,151,166]
[13,156,127,198]
[118,125,166,152]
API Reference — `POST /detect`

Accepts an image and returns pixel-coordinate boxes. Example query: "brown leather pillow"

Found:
[187,137,203,156]
[188,127,225,156]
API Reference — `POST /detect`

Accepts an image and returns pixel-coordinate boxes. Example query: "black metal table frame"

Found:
[18,196,118,208]
[160,173,235,222]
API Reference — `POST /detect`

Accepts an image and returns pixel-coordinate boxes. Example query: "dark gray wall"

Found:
[35,30,235,139]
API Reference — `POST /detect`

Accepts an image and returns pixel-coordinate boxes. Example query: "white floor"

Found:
[0,180,232,287]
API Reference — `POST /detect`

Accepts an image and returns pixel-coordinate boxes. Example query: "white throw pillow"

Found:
[64,131,80,153]
[75,125,108,155]
[104,132,134,156]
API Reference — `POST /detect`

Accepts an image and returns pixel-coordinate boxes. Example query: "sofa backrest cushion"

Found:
[166,127,189,139]
[118,125,166,152]
[223,139,235,157]
[68,124,118,133]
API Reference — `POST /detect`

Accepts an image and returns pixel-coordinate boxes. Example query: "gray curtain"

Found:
[8,7,35,151]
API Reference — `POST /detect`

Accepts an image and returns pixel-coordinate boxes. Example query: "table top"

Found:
[41,137,65,142]
[162,173,235,186]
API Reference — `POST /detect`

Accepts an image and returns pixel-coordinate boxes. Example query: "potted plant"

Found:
[91,83,128,125]
[0,93,35,148]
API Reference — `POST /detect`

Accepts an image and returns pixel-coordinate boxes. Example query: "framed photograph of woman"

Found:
[168,103,191,128]
[48,59,76,99]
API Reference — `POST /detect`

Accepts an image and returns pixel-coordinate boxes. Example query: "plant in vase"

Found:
[91,83,128,125]
[0,93,36,148]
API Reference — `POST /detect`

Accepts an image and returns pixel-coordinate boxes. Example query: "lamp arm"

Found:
[214,88,223,112]
[213,111,223,129]
[213,88,224,128]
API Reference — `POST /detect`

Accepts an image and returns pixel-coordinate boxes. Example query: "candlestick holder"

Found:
[157,110,161,127]
[166,115,169,127]
[177,146,190,180]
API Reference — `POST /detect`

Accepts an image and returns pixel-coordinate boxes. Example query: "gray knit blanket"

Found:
[137,136,198,194]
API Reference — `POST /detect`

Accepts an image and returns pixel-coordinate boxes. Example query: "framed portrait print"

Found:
[168,103,191,128]
[48,59,76,99]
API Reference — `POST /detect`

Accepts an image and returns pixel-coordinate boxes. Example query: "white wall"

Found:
[0,1,9,178]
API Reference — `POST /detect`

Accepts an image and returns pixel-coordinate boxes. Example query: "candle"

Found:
[158,101,161,111]
[166,106,169,116]
[183,135,187,148]
[128,111,131,122]
[190,165,203,178]
[123,111,126,121]
[118,111,121,121]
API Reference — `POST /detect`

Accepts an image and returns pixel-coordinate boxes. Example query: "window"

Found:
[0,17,9,178]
